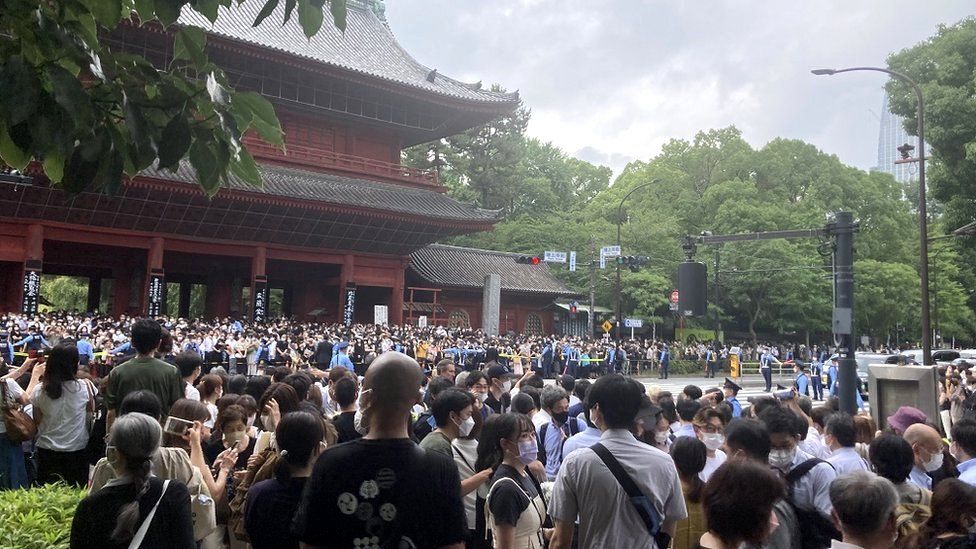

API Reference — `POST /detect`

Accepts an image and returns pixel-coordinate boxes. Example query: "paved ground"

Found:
[631,374,786,402]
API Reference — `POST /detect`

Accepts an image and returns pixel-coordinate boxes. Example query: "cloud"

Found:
[385,1,974,176]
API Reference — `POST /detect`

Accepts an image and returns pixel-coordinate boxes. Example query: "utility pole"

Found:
[713,247,721,347]
[588,237,596,337]
[828,212,858,415]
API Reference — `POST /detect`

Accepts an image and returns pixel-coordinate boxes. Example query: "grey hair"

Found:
[109,412,162,543]
[541,385,569,411]
[828,471,898,538]
[454,371,470,388]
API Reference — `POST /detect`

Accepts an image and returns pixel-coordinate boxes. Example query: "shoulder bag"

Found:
[591,443,669,548]
[0,379,36,443]
[128,479,171,549]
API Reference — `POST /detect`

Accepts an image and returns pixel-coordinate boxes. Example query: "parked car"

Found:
[901,348,960,366]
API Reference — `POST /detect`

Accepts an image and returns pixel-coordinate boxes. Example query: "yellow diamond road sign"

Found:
[602,320,613,333]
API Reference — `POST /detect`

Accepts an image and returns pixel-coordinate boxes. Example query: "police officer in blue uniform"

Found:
[723,377,743,418]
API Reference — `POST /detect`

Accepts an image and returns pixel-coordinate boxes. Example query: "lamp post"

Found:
[615,179,659,341]
[812,66,932,365]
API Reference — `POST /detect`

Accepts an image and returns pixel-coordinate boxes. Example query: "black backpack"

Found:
[538,420,581,468]
[785,458,842,549]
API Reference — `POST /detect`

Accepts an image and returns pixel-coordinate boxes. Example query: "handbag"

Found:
[590,443,670,548]
[0,379,36,443]
[83,379,97,433]
[128,479,170,549]
[191,485,217,541]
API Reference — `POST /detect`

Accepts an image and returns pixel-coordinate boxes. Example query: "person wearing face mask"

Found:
[420,389,477,458]
[760,405,840,547]
[537,385,586,481]
[204,404,255,471]
[562,398,606,456]
[485,364,515,415]
[693,408,728,482]
[465,370,493,421]
[903,423,945,491]
[824,412,870,475]
[70,413,196,549]
[478,413,551,549]
[243,411,325,549]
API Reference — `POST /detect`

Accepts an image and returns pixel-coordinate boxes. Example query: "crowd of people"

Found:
[1,312,975,548]
[2,312,852,380]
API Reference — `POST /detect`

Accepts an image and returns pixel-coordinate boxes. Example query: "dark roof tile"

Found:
[139,161,501,223]
[178,2,517,105]
[409,244,577,296]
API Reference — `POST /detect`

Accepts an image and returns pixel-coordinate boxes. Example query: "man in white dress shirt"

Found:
[903,423,943,491]
[825,412,870,475]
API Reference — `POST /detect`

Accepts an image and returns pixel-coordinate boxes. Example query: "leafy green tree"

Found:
[40,275,88,312]
[854,259,920,345]
[0,0,346,196]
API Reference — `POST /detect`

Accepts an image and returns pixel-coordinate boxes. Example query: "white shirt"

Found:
[451,438,483,530]
[532,409,551,430]
[31,380,95,452]
[563,426,603,458]
[550,429,687,549]
[788,447,837,519]
[830,541,865,549]
[799,427,831,459]
[700,449,727,482]
[184,382,200,401]
[673,423,696,438]
[0,378,25,434]
[827,447,871,475]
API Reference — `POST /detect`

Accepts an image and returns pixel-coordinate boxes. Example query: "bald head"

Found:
[364,352,423,415]
[904,423,943,470]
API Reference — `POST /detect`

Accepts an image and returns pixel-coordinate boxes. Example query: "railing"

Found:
[244,137,440,188]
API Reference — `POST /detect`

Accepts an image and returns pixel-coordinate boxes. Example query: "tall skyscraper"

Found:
[876,93,918,183]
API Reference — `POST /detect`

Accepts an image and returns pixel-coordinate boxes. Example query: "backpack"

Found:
[538,420,580,468]
[892,485,932,549]
[785,458,842,549]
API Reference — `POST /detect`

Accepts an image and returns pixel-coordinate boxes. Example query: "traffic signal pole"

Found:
[685,213,859,412]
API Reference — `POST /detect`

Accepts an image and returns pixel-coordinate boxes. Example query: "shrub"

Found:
[0,483,86,548]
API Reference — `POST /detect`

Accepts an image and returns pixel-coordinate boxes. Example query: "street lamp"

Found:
[615,179,660,340]
[812,66,932,365]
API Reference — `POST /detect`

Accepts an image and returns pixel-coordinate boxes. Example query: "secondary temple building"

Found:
[0,1,579,334]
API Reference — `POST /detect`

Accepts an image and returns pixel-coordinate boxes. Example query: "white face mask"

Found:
[655,431,670,445]
[502,380,512,393]
[923,450,944,472]
[702,433,725,452]
[455,415,475,437]
[478,392,489,403]
[769,448,796,471]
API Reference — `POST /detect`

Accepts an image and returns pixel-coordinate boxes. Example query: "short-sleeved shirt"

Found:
[245,477,307,549]
[788,447,837,518]
[418,430,453,459]
[826,447,870,476]
[487,464,539,527]
[31,380,95,452]
[103,355,183,415]
[550,428,687,548]
[292,438,466,548]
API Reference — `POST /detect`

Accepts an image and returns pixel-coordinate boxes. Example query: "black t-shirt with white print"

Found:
[292,438,466,549]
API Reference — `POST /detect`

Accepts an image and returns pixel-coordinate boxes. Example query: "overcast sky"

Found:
[384,1,973,177]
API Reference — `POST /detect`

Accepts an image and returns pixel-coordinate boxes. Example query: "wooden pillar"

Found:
[145,237,165,317]
[230,276,243,317]
[251,246,268,322]
[111,266,130,317]
[390,261,405,325]
[206,270,232,318]
[338,254,355,325]
[21,224,44,314]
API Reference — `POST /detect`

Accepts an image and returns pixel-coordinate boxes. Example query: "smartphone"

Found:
[163,416,195,437]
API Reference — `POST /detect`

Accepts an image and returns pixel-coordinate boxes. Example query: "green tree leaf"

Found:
[298,0,324,38]
[189,138,222,196]
[330,0,346,32]
[158,114,192,169]
[252,0,280,27]
[80,0,123,28]
[42,152,66,183]
[233,91,284,146]
[0,124,30,170]
[174,27,208,70]
[230,148,263,188]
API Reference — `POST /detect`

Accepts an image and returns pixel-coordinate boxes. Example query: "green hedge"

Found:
[667,359,727,376]
[0,483,86,548]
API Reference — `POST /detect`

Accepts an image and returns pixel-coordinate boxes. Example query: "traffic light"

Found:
[614,256,648,272]
[515,255,541,265]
